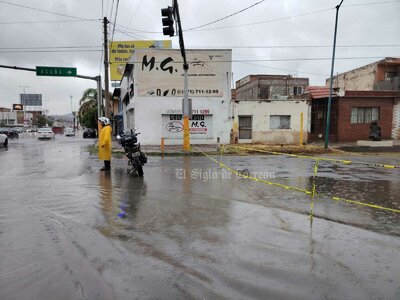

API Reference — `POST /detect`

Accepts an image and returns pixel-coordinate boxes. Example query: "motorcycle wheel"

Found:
[137,164,144,177]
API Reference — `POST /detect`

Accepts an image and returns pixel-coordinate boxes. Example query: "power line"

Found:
[186,8,334,32]
[185,0,266,31]
[114,1,398,35]
[125,0,144,28]
[343,0,400,8]
[239,61,330,77]
[186,44,400,49]
[0,44,397,52]
[185,1,400,32]
[111,25,152,40]
[0,0,96,21]
[0,19,100,25]
[111,0,120,43]
[0,46,101,50]
[0,49,102,53]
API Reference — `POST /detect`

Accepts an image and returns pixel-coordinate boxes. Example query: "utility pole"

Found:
[103,17,110,120]
[324,0,344,149]
[162,0,190,151]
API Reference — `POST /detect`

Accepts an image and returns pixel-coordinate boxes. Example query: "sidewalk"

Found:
[309,140,400,153]
[112,142,220,155]
[111,140,400,156]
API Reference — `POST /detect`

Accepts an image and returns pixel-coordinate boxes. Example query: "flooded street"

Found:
[1,135,399,299]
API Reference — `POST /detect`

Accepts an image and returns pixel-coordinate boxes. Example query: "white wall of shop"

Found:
[233,100,310,144]
[120,48,233,145]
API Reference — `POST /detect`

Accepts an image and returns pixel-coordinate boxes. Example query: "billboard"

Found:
[20,94,42,106]
[109,40,172,81]
[13,104,24,111]
[135,49,230,97]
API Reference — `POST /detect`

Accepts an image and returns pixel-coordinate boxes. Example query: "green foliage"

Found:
[80,106,98,129]
[37,115,54,127]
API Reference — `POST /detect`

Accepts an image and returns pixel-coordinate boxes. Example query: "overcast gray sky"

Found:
[0,0,399,115]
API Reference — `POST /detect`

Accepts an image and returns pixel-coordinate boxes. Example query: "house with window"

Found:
[232,74,310,144]
[308,86,397,142]
[232,100,309,144]
[326,57,400,138]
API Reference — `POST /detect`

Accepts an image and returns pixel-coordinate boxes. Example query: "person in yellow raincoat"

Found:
[98,117,112,171]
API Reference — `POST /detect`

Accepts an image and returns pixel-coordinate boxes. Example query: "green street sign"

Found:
[36,66,77,77]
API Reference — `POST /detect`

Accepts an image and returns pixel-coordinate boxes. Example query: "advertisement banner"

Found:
[162,114,213,139]
[13,104,24,111]
[136,49,229,97]
[109,40,172,81]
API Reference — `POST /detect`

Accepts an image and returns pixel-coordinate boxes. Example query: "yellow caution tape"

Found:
[309,159,320,223]
[229,145,400,169]
[194,146,400,214]
[331,196,400,213]
[194,146,311,195]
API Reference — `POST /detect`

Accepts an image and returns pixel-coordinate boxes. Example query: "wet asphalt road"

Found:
[0,134,400,299]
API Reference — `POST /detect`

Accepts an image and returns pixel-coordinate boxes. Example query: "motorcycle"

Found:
[117,129,147,176]
[369,121,381,141]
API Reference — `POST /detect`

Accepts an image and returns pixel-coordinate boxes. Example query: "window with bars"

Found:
[350,107,379,124]
[270,115,291,129]
[238,116,252,139]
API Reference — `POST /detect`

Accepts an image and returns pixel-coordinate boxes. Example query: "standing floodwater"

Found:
[1,135,399,299]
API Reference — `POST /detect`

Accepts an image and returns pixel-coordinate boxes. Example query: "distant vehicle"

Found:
[64,128,75,137]
[52,126,64,135]
[0,133,8,147]
[0,128,19,139]
[83,128,97,138]
[37,127,55,140]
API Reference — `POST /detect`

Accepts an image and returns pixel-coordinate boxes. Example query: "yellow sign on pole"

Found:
[109,40,172,81]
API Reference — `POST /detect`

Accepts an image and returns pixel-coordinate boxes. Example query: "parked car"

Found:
[64,128,75,137]
[0,133,8,147]
[83,128,97,138]
[37,127,55,140]
[0,127,19,139]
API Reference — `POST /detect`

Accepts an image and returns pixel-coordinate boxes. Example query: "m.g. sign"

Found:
[135,49,230,98]
[162,114,213,139]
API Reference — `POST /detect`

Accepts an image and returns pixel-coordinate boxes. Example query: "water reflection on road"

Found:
[1,136,399,299]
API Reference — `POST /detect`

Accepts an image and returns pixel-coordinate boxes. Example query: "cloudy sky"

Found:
[0,0,399,115]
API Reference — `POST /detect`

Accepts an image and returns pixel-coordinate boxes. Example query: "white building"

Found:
[233,100,310,144]
[119,49,233,145]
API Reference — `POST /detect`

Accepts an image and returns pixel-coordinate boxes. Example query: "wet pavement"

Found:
[0,134,400,299]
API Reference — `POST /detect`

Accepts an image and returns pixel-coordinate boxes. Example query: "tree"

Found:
[78,88,112,129]
[80,106,98,129]
[37,114,54,127]
[78,88,98,128]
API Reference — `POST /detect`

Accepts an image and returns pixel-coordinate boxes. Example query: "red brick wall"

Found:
[337,97,394,142]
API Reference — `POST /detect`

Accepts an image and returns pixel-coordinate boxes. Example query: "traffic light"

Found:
[161,6,175,36]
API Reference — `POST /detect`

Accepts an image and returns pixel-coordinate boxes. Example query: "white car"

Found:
[0,133,8,147]
[37,127,55,140]
[64,128,75,136]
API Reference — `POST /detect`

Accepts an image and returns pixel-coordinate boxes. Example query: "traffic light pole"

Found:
[173,0,190,151]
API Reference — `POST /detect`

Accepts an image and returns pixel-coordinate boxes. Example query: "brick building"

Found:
[308,87,397,142]
[326,57,400,138]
